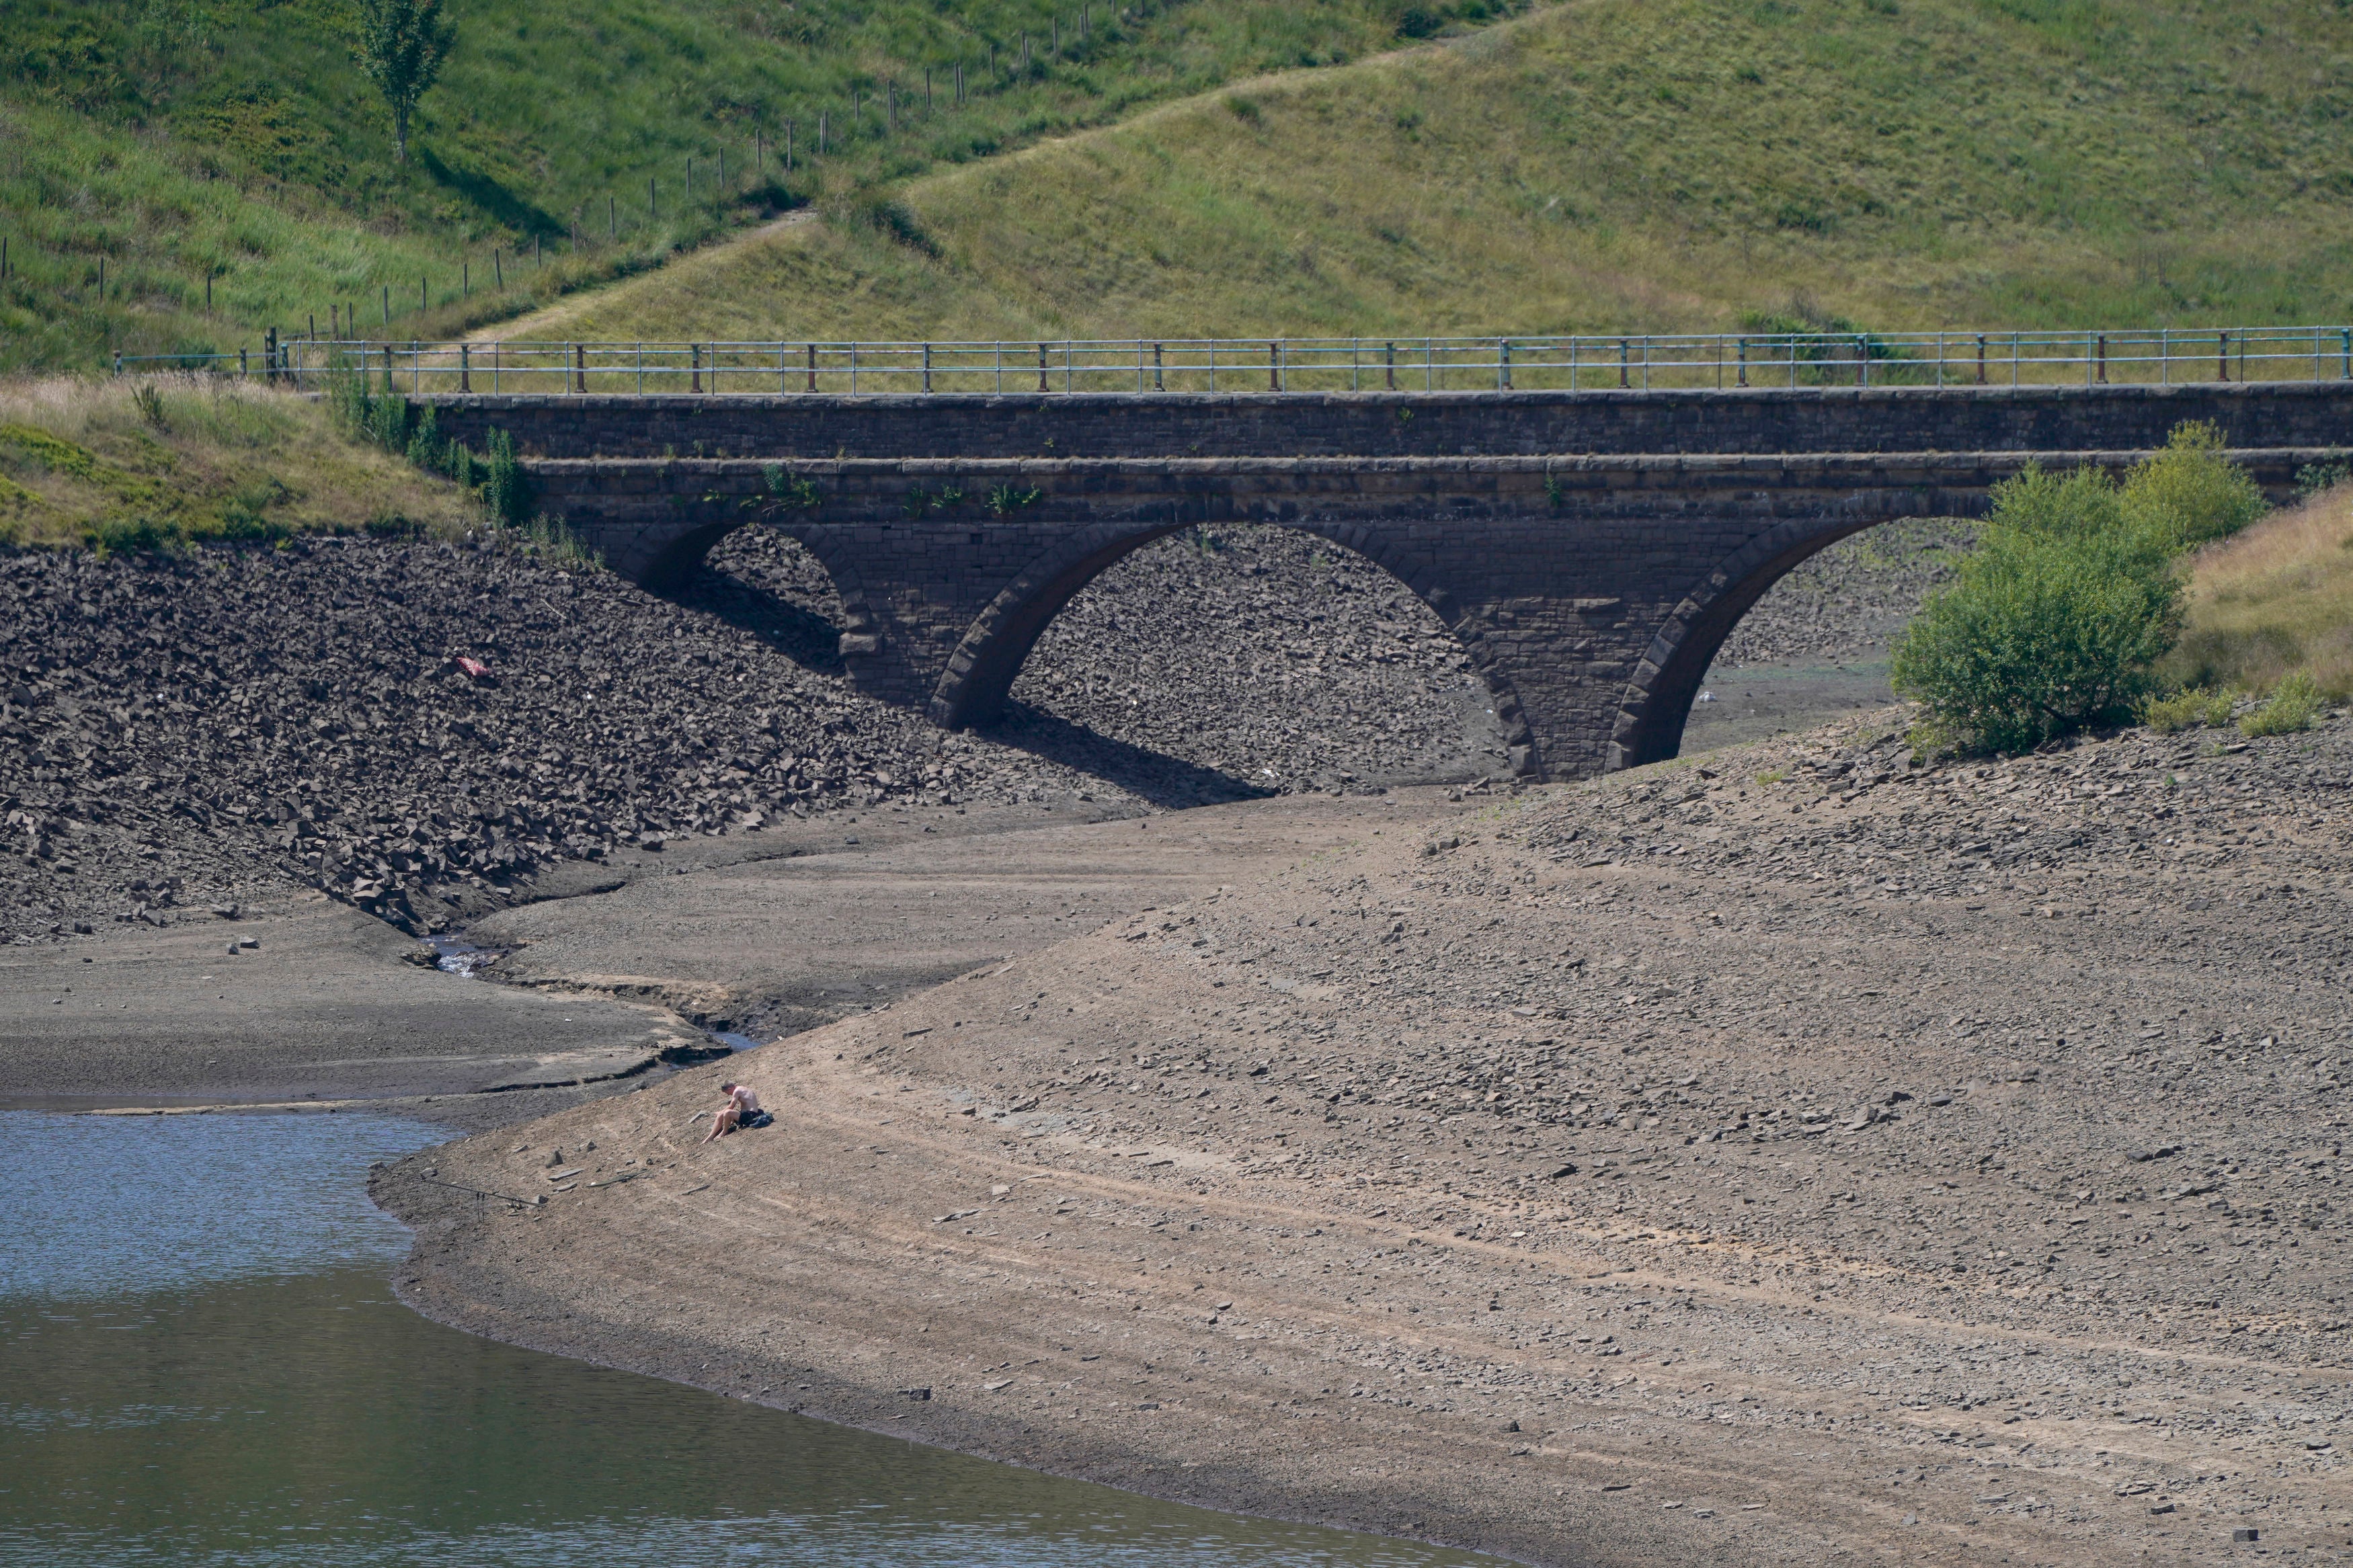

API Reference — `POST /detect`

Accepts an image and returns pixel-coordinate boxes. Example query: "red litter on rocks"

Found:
[456,657,491,679]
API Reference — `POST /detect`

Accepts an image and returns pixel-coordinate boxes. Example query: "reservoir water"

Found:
[0,1110,1499,1567]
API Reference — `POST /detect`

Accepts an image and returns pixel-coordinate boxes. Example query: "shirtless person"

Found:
[704,1081,768,1141]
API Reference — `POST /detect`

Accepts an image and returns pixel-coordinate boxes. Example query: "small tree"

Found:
[2120,420,2267,547]
[1893,464,2185,752]
[352,0,456,164]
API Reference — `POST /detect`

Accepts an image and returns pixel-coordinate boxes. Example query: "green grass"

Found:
[509,0,2353,345]
[2169,481,2353,704]
[0,0,1526,369]
[0,375,486,548]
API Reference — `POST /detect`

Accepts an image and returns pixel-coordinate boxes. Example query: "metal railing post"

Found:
[1499,339,1511,391]
[2342,328,2350,380]
[1385,341,1396,392]
[1856,333,1868,388]
[691,342,703,395]
[1976,334,1987,385]
[807,343,818,393]
[1269,341,1281,393]
[923,342,933,393]
[1155,342,1166,392]
[1569,335,1579,390]
[1038,343,1049,394]
[850,343,859,396]
[574,342,586,393]
[1737,336,1747,388]
[780,343,788,395]
[1618,337,1629,389]
[2219,331,2230,383]
[460,342,470,393]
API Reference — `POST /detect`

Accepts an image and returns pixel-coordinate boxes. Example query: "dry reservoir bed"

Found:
[385,710,2353,1567]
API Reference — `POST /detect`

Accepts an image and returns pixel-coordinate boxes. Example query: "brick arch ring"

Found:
[926,518,1538,768]
[1607,512,1903,772]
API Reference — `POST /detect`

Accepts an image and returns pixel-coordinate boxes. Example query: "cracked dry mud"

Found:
[387,710,2353,1567]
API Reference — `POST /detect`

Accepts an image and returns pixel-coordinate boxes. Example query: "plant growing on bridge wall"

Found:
[756,464,822,512]
[985,483,1042,518]
[901,481,965,518]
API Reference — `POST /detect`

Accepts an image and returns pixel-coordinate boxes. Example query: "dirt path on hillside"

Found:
[388,709,2353,1566]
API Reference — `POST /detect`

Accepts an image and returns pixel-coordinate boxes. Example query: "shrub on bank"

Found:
[1895,424,2264,754]
[323,359,598,562]
[2242,670,2323,736]
[2120,421,2268,548]
[2141,686,2236,734]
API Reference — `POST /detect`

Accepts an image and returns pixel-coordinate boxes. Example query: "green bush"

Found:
[2120,421,2268,547]
[1893,425,2268,752]
[2242,671,2323,737]
[2141,686,2236,733]
[1892,462,2185,752]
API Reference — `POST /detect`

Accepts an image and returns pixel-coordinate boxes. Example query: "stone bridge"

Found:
[424,383,2348,780]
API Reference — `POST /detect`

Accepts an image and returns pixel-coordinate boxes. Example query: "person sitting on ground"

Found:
[705,1081,770,1142]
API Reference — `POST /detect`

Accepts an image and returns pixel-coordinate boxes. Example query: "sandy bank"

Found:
[387,710,2353,1564]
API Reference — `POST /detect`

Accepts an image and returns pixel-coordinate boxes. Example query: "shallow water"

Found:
[0,1112,1500,1567]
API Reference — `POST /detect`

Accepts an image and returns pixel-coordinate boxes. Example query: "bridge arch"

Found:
[926,519,1536,770]
[1606,512,1921,771]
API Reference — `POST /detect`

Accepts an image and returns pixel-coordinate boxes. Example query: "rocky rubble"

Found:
[0,538,1116,944]
[1002,525,1514,792]
[1708,516,1970,669]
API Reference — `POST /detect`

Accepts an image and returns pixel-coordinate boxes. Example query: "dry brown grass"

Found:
[2170,484,2353,701]
[0,375,482,550]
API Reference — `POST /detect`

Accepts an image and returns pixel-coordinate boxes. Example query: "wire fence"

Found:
[118,326,2353,397]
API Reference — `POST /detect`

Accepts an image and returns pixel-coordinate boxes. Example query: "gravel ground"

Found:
[392,708,2353,1566]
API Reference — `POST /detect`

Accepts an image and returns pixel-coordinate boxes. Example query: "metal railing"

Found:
[118,325,2353,396]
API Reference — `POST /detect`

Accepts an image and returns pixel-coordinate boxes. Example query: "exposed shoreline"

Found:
[375,710,2353,1565]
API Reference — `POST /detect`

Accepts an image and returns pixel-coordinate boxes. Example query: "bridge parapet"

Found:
[424,381,2353,465]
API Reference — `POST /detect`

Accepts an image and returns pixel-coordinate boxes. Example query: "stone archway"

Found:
[1606,513,1913,770]
[926,518,1537,773]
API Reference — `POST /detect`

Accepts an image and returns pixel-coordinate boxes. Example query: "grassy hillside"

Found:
[2173,479,2353,702]
[0,0,1523,370]
[510,0,2353,345]
[0,378,483,550]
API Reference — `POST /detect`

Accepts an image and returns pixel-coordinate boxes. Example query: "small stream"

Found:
[0,1111,1501,1567]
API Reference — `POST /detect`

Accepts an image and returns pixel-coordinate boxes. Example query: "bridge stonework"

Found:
[423,384,2347,780]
